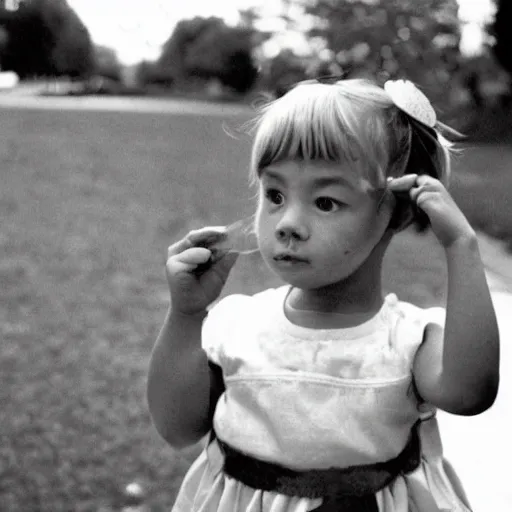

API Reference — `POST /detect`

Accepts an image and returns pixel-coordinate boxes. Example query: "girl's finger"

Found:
[415,174,440,188]
[168,247,212,273]
[410,176,440,203]
[167,227,228,258]
[387,174,418,192]
[167,237,194,258]
[187,226,228,247]
[410,185,423,204]
[176,247,212,265]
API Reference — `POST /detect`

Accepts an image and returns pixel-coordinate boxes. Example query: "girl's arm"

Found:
[147,227,237,448]
[147,308,215,448]
[413,234,500,415]
[387,174,500,415]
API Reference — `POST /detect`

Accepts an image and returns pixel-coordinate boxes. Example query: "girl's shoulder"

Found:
[390,294,445,327]
[386,294,446,363]
[201,286,287,363]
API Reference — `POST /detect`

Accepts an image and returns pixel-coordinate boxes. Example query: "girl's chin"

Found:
[268,266,342,290]
[261,253,358,287]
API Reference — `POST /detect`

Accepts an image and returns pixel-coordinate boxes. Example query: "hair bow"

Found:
[384,80,436,128]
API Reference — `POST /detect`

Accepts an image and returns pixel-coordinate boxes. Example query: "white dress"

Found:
[171,286,472,512]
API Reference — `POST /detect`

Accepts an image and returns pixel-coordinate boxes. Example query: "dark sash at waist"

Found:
[212,422,421,510]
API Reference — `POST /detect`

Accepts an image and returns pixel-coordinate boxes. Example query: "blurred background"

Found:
[0,0,510,137]
[1,1,512,511]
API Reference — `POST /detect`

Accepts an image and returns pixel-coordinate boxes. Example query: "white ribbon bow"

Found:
[384,80,437,128]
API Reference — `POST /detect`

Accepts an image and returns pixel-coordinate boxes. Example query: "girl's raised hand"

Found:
[166,227,239,316]
[387,174,475,247]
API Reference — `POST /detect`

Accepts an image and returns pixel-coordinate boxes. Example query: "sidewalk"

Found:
[437,231,512,512]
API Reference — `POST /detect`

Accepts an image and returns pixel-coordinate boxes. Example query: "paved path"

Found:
[437,233,512,511]
[0,91,251,116]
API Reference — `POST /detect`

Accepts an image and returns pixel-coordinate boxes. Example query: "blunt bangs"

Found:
[250,80,397,188]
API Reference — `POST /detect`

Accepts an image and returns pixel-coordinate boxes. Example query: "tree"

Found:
[48,1,93,77]
[0,25,8,57]
[182,19,258,93]
[93,45,122,82]
[266,0,461,102]
[135,59,174,87]
[156,16,259,93]
[0,1,54,76]
[490,0,512,94]
[157,16,207,83]
[264,49,308,97]
[0,0,93,77]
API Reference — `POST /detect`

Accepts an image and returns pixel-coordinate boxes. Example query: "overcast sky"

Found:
[67,0,495,65]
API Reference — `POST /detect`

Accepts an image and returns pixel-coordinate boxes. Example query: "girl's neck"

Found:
[287,281,384,317]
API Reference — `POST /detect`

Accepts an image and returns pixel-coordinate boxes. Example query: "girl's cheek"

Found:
[255,212,272,246]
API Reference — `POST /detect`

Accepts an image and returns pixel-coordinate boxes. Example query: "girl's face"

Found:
[256,160,393,290]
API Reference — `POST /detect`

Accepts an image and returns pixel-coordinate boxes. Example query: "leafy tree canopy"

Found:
[0,0,94,77]
[157,16,259,93]
[267,0,462,101]
[94,45,122,81]
[490,0,512,82]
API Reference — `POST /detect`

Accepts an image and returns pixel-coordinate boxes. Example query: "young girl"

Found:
[147,78,500,511]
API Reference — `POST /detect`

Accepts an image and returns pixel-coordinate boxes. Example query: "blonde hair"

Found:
[248,78,455,230]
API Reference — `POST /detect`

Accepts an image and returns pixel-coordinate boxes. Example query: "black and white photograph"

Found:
[0,1,510,511]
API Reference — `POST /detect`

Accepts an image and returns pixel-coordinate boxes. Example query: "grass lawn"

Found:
[449,144,512,250]
[0,106,506,511]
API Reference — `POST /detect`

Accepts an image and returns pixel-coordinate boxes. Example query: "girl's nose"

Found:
[275,210,309,243]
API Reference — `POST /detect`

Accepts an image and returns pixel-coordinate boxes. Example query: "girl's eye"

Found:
[315,197,342,212]
[265,189,284,205]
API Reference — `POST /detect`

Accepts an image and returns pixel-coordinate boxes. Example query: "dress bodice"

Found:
[202,287,438,470]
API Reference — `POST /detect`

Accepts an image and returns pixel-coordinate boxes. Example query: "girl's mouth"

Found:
[274,253,309,264]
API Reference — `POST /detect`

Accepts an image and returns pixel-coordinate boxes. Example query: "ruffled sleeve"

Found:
[201,287,285,368]
[201,294,246,367]
[390,299,445,377]
[388,299,447,420]
[424,305,446,329]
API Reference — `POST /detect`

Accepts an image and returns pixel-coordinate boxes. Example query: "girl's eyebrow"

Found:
[312,176,354,190]
[262,170,354,189]
[261,169,286,184]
